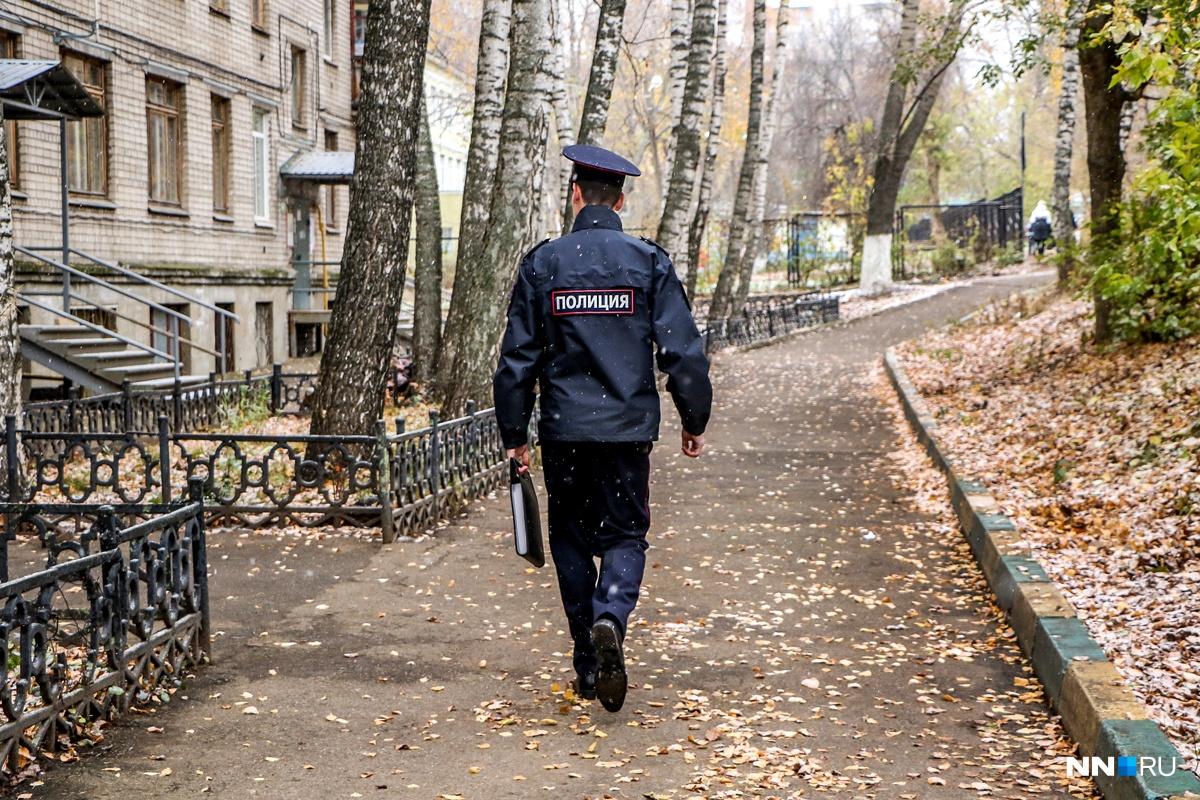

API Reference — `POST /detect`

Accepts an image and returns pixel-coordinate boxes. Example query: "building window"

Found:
[146,77,185,206]
[290,47,307,129]
[351,0,368,102]
[62,51,108,196]
[252,108,271,223]
[211,95,231,214]
[324,130,338,229]
[251,0,268,30]
[0,32,19,189]
[441,226,453,255]
[323,0,335,58]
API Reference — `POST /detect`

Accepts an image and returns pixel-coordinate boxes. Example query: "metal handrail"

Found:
[16,247,191,324]
[17,293,175,363]
[55,291,223,360]
[24,246,241,323]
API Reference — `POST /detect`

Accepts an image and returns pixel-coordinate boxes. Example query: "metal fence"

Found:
[0,483,210,776]
[4,403,515,543]
[23,366,319,435]
[893,187,1024,281]
[701,290,841,351]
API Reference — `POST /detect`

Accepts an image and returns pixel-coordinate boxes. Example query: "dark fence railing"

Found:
[702,290,840,351]
[0,482,210,777]
[4,403,517,543]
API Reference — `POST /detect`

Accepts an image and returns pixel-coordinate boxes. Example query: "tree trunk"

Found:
[1079,0,1128,342]
[706,0,766,323]
[685,0,728,300]
[433,0,511,402]
[662,0,693,197]
[654,0,717,271]
[861,0,961,295]
[561,0,626,232]
[546,1,576,235]
[309,0,430,436]
[1052,0,1085,286]
[730,3,791,314]
[434,0,552,414]
[0,105,23,494]
[411,96,443,387]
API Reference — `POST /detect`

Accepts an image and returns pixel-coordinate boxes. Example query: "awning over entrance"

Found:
[280,150,355,185]
[0,59,105,120]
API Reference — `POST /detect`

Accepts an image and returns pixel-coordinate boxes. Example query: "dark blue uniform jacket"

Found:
[493,205,712,449]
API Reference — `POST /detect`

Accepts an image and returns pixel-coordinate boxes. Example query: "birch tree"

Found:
[685,0,728,300]
[411,96,442,386]
[546,0,576,234]
[662,0,693,196]
[654,0,717,270]
[1052,0,1086,287]
[435,0,552,413]
[859,0,966,295]
[0,108,22,492]
[731,3,791,314]
[707,0,766,323]
[309,0,430,436]
[561,0,627,231]
[432,0,510,402]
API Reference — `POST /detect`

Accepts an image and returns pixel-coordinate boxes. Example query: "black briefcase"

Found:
[509,459,545,568]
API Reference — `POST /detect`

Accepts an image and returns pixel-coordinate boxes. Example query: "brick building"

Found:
[4,0,356,394]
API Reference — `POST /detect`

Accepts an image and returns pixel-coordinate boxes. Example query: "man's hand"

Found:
[681,431,704,458]
[507,444,531,474]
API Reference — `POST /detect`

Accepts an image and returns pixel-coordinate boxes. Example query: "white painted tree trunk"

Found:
[859,233,894,295]
[436,0,552,412]
[685,0,728,300]
[654,0,717,273]
[545,0,575,235]
[731,3,790,313]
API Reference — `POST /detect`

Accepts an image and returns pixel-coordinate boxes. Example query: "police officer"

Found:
[493,144,713,713]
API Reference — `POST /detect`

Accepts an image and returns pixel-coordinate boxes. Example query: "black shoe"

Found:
[591,618,627,713]
[572,671,597,700]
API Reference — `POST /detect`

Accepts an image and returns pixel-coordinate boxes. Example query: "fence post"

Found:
[465,400,477,475]
[157,415,171,506]
[172,376,183,428]
[376,419,395,544]
[187,476,212,659]
[67,385,80,432]
[121,379,133,433]
[269,363,282,413]
[3,415,16,504]
[429,411,441,522]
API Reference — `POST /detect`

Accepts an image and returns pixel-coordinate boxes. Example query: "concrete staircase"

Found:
[16,246,238,394]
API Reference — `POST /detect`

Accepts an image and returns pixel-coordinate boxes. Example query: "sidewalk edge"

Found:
[883,348,1200,800]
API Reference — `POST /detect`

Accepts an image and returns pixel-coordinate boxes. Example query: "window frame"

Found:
[323,0,335,59]
[0,32,20,190]
[62,50,109,198]
[145,76,186,207]
[252,108,272,225]
[323,129,338,231]
[290,46,307,130]
[250,0,269,31]
[210,94,232,215]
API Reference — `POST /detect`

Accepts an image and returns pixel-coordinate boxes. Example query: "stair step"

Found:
[100,362,176,376]
[38,326,107,340]
[55,338,135,354]
[128,375,209,390]
[75,349,154,366]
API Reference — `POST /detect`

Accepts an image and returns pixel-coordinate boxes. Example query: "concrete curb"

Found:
[884,349,1200,800]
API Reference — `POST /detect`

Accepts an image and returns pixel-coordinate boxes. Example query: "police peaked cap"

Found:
[564,144,641,189]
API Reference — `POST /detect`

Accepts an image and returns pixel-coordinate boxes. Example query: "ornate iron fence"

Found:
[3,404,516,543]
[0,482,210,777]
[703,290,840,351]
[23,366,319,435]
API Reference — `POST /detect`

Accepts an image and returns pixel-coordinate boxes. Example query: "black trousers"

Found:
[541,441,652,677]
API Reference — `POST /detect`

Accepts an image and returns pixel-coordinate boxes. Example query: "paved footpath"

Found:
[39,274,1098,800]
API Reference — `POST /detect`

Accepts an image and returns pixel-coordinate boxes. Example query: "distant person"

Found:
[493,144,713,713]
[1029,216,1052,255]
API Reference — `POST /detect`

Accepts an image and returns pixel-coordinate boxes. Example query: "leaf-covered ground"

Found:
[22,275,1102,799]
[894,291,1200,770]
